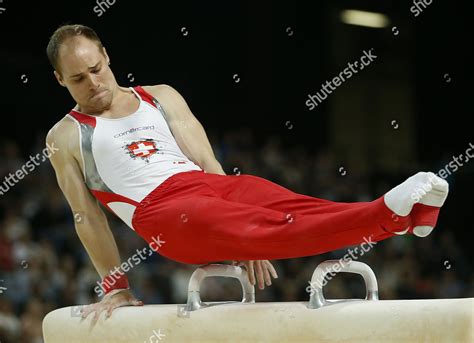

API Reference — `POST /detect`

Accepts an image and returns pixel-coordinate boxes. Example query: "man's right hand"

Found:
[80,289,144,326]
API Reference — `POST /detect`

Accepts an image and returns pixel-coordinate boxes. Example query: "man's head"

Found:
[47,24,117,113]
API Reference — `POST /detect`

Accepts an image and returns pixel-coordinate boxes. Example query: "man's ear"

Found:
[103,47,110,65]
[54,70,66,87]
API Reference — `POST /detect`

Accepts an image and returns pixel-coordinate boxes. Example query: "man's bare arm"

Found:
[145,85,226,175]
[47,118,143,322]
[46,119,123,280]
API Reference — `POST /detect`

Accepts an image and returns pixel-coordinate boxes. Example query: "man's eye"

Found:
[74,77,83,82]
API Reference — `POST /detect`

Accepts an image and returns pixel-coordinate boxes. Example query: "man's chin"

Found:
[83,99,111,115]
[91,89,109,101]
[94,94,112,107]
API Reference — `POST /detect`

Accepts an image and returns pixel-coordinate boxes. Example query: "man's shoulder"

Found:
[141,85,185,121]
[46,115,79,154]
[142,84,182,103]
[47,115,77,139]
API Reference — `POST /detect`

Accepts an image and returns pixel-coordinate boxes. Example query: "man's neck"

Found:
[76,86,123,116]
[75,87,138,119]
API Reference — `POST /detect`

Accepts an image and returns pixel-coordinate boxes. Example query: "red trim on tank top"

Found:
[69,110,97,128]
[133,86,157,108]
[90,189,140,213]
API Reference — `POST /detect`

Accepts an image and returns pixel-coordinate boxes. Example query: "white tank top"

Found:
[66,86,203,230]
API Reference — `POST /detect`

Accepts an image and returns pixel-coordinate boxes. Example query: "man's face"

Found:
[54,36,116,113]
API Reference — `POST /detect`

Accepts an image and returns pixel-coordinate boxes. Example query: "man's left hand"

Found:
[231,260,278,290]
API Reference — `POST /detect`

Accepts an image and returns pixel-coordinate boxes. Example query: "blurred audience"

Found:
[0,129,472,343]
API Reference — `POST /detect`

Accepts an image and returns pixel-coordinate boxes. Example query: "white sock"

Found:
[385,172,449,236]
[384,171,449,216]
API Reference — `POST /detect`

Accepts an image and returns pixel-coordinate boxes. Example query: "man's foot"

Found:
[384,172,449,237]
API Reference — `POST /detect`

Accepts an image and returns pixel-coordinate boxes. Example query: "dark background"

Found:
[1,1,470,152]
[0,1,472,342]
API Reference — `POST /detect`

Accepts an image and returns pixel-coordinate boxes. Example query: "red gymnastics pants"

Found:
[131,170,410,264]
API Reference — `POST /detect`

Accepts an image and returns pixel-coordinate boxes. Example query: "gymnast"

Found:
[45,24,449,324]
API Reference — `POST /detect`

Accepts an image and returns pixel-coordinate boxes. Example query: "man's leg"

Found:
[132,173,409,264]
[202,173,407,242]
[206,172,448,238]
[210,173,366,215]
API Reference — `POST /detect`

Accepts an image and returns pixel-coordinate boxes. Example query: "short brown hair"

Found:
[46,24,104,72]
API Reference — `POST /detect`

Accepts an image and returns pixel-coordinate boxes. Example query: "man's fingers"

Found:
[106,305,113,319]
[91,307,105,326]
[80,292,143,324]
[115,297,143,308]
[247,261,256,285]
[239,260,278,289]
[81,304,94,319]
[265,260,278,279]
[262,263,272,286]
[254,261,265,289]
[106,300,129,319]
[104,298,143,319]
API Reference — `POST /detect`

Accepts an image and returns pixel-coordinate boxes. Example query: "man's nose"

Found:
[88,74,101,90]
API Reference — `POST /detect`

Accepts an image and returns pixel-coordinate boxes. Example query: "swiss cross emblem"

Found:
[128,141,157,157]
[124,139,161,161]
